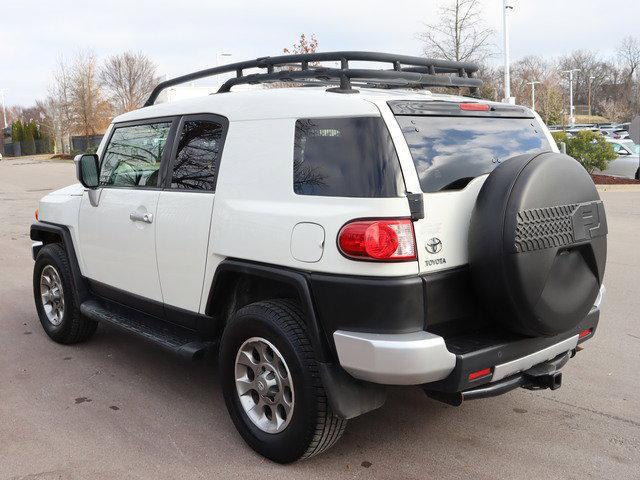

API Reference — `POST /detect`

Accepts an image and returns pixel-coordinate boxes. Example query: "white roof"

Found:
[113,87,510,124]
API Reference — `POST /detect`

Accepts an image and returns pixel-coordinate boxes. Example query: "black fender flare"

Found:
[207,259,332,362]
[206,258,386,419]
[30,222,91,304]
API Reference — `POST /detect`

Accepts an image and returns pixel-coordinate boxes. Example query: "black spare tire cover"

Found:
[469,152,607,337]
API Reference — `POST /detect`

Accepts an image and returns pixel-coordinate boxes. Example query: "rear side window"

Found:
[170,120,224,191]
[396,116,551,193]
[293,117,404,197]
[100,122,171,188]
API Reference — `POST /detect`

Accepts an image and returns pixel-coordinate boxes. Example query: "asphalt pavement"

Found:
[1,157,638,479]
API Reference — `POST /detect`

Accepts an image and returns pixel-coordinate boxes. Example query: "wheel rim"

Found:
[234,337,294,434]
[40,265,65,326]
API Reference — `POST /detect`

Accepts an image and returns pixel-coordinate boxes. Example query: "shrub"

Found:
[551,130,617,173]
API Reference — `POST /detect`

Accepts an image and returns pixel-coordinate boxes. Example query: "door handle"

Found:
[130,211,154,224]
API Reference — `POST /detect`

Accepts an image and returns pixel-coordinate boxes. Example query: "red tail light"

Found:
[578,328,593,339]
[459,102,490,111]
[338,219,416,261]
[468,368,492,381]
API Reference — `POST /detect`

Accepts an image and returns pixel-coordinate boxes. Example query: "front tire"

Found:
[33,243,97,344]
[219,299,346,463]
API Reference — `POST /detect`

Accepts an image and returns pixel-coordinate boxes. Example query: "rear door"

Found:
[387,101,553,274]
[78,118,176,307]
[156,114,228,325]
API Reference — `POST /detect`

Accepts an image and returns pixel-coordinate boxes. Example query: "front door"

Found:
[78,119,175,306]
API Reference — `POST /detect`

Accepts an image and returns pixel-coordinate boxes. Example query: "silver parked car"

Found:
[596,140,640,179]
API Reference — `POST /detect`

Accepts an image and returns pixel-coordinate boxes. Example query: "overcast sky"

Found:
[2,0,639,106]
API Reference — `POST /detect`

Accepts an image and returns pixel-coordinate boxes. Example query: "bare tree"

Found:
[617,36,640,114]
[283,33,319,55]
[506,56,564,124]
[475,63,501,100]
[101,52,158,114]
[559,51,608,106]
[417,0,494,62]
[266,34,320,89]
[46,56,75,153]
[618,36,640,81]
[69,51,112,146]
[599,98,632,123]
[34,97,59,152]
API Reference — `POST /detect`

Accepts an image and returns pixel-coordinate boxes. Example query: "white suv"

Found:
[31,52,607,463]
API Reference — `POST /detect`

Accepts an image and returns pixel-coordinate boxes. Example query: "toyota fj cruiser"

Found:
[31,52,607,463]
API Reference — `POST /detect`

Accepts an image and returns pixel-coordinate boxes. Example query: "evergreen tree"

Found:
[12,120,24,142]
[22,122,36,155]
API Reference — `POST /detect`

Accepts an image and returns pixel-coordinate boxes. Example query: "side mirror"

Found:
[74,154,100,188]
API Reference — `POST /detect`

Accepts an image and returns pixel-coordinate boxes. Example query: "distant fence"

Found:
[573,105,597,116]
[71,135,104,153]
[1,139,53,157]
[0,134,105,157]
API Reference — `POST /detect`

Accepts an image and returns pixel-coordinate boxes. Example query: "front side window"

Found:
[170,120,224,191]
[100,122,171,187]
[293,117,404,197]
[396,116,551,193]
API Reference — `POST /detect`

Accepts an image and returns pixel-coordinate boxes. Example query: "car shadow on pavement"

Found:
[7,304,637,479]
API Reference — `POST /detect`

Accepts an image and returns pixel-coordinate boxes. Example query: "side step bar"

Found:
[80,299,213,361]
[424,351,570,406]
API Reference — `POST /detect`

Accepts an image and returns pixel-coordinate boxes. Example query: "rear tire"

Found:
[33,243,97,344]
[219,299,346,463]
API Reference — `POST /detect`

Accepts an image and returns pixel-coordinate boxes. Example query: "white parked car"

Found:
[597,139,640,179]
[30,52,607,463]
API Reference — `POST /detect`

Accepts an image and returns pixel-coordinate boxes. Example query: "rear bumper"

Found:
[333,330,456,385]
[425,350,570,406]
[333,285,604,387]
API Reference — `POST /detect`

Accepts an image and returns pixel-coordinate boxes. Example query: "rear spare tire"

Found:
[469,152,607,337]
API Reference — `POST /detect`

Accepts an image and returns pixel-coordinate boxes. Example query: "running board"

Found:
[80,299,213,361]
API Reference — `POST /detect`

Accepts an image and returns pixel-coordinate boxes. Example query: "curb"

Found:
[596,184,640,192]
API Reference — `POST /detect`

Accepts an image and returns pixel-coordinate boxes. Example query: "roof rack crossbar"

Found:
[144,51,481,106]
[218,68,482,93]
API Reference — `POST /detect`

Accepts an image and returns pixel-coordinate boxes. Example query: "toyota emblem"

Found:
[425,237,443,254]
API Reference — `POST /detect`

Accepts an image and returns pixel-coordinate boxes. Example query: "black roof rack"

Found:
[144,51,482,106]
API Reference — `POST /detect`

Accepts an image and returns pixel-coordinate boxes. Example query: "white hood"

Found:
[47,183,85,196]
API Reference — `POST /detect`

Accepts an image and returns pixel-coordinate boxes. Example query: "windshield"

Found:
[396,116,551,193]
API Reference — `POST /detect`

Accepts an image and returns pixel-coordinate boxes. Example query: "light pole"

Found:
[502,0,515,104]
[562,69,580,127]
[0,89,7,129]
[526,81,541,111]
[216,52,232,86]
[587,75,595,120]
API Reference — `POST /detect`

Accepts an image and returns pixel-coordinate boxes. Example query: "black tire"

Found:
[33,243,97,344]
[219,299,346,463]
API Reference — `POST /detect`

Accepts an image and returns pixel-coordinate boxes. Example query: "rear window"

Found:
[396,116,551,193]
[293,117,404,197]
